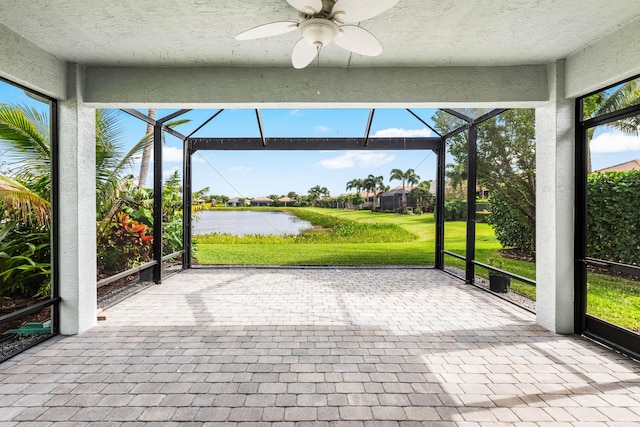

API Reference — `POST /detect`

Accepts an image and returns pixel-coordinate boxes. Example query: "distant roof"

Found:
[359,190,382,197]
[380,186,414,197]
[279,197,293,202]
[596,159,640,173]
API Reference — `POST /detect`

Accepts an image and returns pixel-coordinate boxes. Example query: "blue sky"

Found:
[2,78,640,199]
[125,108,439,198]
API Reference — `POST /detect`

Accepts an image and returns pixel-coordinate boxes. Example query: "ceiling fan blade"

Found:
[291,38,319,69]
[235,21,298,40]
[334,26,383,56]
[331,0,399,23]
[286,0,323,15]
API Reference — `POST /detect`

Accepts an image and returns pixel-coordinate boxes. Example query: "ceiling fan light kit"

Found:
[299,18,339,49]
[235,0,399,69]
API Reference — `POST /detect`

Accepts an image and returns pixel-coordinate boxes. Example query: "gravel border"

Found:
[97,280,154,310]
[445,265,536,312]
[0,333,52,362]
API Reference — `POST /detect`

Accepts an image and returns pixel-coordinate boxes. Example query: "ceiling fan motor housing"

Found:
[299,18,339,48]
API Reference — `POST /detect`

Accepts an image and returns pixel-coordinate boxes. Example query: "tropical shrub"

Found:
[488,188,535,253]
[587,170,640,265]
[350,193,365,208]
[97,212,153,275]
[444,198,466,221]
[409,184,435,213]
[0,222,51,298]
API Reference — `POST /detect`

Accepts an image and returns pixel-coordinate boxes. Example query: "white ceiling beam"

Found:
[84,65,549,108]
[566,17,640,98]
[0,24,66,99]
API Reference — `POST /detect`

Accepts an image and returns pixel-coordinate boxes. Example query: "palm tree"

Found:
[319,186,329,199]
[346,178,365,209]
[389,168,420,208]
[376,180,389,211]
[345,178,364,194]
[445,163,467,195]
[134,109,189,188]
[137,108,156,187]
[363,174,384,210]
[308,185,326,206]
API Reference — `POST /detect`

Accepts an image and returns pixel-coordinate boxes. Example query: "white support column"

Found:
[58,64,97,335]
[535,60,575,334]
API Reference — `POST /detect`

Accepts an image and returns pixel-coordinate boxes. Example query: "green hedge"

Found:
[588,170,640,265]
[444,199,466,221]
[442,200,489,223]
[488,189,535,252]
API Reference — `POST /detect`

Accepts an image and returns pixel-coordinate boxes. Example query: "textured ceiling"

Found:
[1,0,640,68]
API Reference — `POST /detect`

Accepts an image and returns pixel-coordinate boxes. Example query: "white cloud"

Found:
[227,166,254,172]
[591,131,640,153]
[318,152,395,170]
[162,146,204,163]
[289,109,302,117]
[373,127,432,138]
[315,125,330,132]
[163,166,179,177]
[163,146,184,162]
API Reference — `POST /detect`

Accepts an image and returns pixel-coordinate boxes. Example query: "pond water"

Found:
[192,210,313,236]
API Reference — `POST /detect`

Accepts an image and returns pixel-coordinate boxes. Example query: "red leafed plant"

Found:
[97,212,153,277]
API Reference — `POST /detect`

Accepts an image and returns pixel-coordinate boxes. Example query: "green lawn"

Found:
[194,207,640,331]
[195,208,435,265]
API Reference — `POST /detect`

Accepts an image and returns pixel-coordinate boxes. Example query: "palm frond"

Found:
[0,104,50,175]
[164,119,191,129]
[0,174,50,226]
[117,131,153,172]
[597,80,640,116]
[96,109,125,153]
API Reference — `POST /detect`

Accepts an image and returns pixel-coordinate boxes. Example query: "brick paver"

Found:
[1,267,639,425]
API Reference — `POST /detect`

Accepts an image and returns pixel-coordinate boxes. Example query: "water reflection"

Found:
[193,210,312,236]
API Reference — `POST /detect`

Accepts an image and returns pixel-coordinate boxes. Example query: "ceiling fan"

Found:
[235,0,399,69]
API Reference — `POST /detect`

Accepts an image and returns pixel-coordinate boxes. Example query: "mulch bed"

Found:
[0,298,53,362]
[501,248,535,263]
[0,298,51,335]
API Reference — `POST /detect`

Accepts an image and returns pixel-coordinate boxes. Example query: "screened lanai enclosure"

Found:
[119,107,507,276]
[1,0,640,363]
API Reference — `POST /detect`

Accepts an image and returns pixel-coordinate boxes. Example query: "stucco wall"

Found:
[0,24,66,99]
[566,17,640,97]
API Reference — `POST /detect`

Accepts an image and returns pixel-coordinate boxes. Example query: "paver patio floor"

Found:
[1,267,639,426]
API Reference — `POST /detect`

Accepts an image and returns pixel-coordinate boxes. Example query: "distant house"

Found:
[226,197,246,207]
[278,196,293,206]
[360,190,382,210]
[595,158,640,173]
[339,190,383,209]
[476,186,490,199]
[250,197,274,207]
[379,186,415,211]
